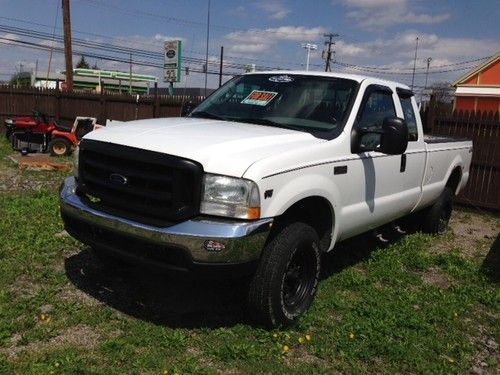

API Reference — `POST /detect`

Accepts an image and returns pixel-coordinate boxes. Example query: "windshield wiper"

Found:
[232,117,304,132]
[190,111,227,121]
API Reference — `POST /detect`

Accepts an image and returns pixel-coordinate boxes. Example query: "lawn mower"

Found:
[4,112,102,156]
[48,117,102,156]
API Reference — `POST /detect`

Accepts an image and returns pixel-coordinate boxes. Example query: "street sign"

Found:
[164,40,182,83]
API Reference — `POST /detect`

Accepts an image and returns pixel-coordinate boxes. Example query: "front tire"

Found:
[248,222,321,328]
[422,187,454,234]
[49,138,72,156]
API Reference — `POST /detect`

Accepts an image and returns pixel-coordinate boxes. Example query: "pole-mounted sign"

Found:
[164,40,182,83]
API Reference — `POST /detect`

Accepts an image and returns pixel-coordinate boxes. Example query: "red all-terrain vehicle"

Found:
[4,112,101,156]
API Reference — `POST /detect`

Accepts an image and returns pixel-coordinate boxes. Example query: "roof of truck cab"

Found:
[245,71,411,90]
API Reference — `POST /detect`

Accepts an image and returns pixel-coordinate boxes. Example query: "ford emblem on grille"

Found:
[109,173,128,186]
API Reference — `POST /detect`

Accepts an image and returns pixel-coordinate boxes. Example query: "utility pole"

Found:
[424,57,432,90]
[323,33,339,72]
[410,36,419,91]
[204,0,211,96]
[422,57,432,103]
[219,46,224,88]
[62,0,73,90]
[129,53,132,94]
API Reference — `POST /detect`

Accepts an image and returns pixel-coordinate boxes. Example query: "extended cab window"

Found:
[398,90,418,141]
[354,87,396,150]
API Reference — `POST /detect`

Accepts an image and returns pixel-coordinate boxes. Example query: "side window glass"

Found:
[399,96,418,141]
[356,90,396,149]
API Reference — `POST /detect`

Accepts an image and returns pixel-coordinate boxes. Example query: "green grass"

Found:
[0,136,499,374]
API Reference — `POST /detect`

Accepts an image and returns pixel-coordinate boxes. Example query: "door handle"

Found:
[400,154,407,173]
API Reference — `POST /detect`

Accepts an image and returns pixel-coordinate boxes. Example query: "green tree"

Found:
[76,55,90,69]
[9,72,31,87]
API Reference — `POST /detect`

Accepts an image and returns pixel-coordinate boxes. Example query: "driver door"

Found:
[341,85,421,238]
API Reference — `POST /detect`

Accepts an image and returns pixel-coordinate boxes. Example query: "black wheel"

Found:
[5,129,13,141]
[422,187,454,234]
[248,222,321,327]
[48,138,72,156]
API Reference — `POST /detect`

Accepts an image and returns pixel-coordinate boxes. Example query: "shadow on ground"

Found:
[65,249,251,328]
[64,225,406,328]
[481,233,499,283]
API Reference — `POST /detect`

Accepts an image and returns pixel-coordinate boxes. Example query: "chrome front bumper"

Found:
[59,177,273,268]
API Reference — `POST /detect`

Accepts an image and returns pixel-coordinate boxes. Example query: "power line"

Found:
[0,36,239,77]
[334,61,485,75]
[2,16,490,73]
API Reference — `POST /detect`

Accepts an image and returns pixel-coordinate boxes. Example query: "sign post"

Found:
[164,40,182,95]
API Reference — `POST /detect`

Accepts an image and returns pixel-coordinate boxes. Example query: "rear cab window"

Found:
[396,87,418,141]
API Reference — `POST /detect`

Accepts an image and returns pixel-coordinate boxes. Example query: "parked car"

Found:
[59,72,472,327]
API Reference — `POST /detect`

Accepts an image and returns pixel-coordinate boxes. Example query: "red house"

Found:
[453,52,500,113]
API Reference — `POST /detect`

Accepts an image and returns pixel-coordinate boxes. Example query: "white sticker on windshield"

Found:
[268,75,294,83]
[241,90,278,106]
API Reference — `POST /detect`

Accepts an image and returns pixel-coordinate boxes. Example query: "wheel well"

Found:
[273,196,333,252]
[446,167,462,195]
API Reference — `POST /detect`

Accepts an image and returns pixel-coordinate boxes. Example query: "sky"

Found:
[0,0,499,93]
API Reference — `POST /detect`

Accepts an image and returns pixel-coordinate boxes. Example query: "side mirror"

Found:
[380,117,408,155]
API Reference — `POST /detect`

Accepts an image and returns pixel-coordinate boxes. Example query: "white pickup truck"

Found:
[60,72,472,327]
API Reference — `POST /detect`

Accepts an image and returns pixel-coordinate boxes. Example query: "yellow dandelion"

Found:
[298,337,305,344]
[305,334,312,341]
[163,370,168,375]
[272,333,278,338]
[40,314,46,321]
[349,333,355,339]
[55,362,60,367]
[282,345,289,354]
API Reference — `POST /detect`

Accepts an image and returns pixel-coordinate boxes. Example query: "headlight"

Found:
[73,146,79,178]
[200,174,260,219]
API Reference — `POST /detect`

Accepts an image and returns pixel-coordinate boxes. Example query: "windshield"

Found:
[191,74,358,137]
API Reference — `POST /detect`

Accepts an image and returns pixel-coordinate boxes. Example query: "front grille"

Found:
[77,140,203,226]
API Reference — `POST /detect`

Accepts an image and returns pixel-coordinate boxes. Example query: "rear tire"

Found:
[422,187,454,234]
[248,222,321,328]
[49,138,72,156]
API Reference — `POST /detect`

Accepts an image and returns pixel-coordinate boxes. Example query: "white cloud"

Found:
[225,26,327,56]
[257,0,291,20]
[333,32,500,87]
[0,33,20,45]
[337,0,450,29]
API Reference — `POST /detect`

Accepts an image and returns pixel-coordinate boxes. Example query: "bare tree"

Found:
[429,81,454,103]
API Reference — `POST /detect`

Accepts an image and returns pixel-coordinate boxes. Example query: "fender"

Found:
[444,154,464,195]
[259,171,342,251]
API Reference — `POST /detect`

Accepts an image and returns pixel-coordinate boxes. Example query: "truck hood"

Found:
[84,117,323,177]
